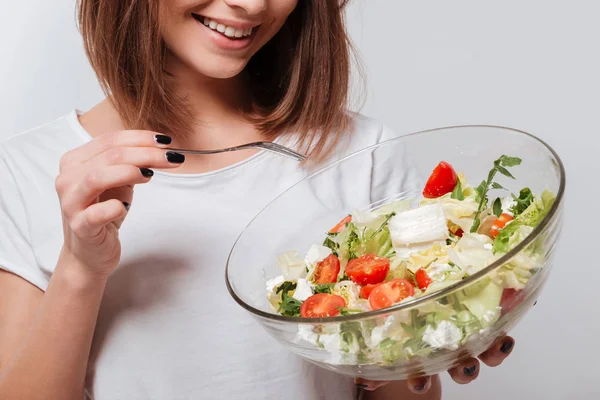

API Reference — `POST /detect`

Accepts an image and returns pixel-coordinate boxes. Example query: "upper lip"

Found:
[192,13,261,30]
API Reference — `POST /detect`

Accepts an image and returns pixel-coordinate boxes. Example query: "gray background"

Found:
[1,0,598,398]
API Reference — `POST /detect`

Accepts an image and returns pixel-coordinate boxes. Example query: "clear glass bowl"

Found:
[226,125,565,381]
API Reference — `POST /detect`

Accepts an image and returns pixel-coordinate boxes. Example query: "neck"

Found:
[165,55,262,151]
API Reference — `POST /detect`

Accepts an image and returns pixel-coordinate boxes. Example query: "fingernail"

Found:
[166,151,185,163]
[140,168,154,178]
[155,134,172,145]
[123,202,131,211]
[464,365,478,376]
[501,339,514,353]
[413,377,428,392]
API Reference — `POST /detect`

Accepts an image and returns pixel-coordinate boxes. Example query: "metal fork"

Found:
[166,141,306,162]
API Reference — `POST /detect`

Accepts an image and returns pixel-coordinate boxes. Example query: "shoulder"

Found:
[0,110,89,181]
[325,111,406,161]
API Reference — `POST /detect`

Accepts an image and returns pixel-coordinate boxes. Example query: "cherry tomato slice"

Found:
[369,279,415,310]
[490,213,514,238]
[330,215,352,233]
[345,254,390,286]
[423,161,458,199]
[313,254,341,284]
[415,268,432,289]
[300,293,346,318]
[360,284,378,299]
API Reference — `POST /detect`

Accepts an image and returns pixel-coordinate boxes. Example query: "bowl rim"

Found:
[225,124,566,324]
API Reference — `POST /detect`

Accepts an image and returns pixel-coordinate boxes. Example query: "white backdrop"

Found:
[1,0,598,399]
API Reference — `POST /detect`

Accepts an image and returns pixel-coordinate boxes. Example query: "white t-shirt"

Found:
[0,110,414,400]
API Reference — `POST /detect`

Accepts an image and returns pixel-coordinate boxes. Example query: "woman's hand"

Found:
[55,131,183,279]
[356,335,515,394]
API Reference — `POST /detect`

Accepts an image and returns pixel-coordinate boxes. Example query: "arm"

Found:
[0,258,107,400]
[0,129,183,399]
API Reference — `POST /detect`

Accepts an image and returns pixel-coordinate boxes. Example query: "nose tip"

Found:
[224,0,267,15]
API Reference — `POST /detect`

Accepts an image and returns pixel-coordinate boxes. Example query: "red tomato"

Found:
[499,288,523,315]
[313,254,341,284]
[423,161,458,199]
[300,293,346,318]
[369,279,415,310]
[490,213,514,238]
[415,268,432,289]
[345,254,390,286]
[455,228,464,238]
[360,284,378,299]
[330,215,352,233]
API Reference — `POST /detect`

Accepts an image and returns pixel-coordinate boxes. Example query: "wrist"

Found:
[55,248,109,292]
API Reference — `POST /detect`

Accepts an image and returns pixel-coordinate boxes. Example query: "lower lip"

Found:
[195,20,258,51]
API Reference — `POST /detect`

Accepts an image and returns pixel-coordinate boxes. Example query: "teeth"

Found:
[200,16,254,38]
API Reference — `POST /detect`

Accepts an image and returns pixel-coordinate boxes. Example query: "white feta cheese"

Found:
[304,245,332,266]
[389,204,448,246]
[292,278,313,301]
[265,275,285,293]
[422,320,463,351]
[276,251,306,280]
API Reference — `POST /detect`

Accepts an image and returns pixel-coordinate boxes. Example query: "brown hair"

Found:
[77,0,361,163]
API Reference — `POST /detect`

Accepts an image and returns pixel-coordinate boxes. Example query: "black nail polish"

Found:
[413,384,426,392]
[123,202,131,211]
[166,151,185,163]
[155,134,172,145]
[501,339,514,353]
[140,168,154,178]
[355,384,368,389]
[412,378,428,392]
[464,365,477,376]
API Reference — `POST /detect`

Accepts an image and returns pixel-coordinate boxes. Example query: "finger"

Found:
[62,166,153,215]
[100,186,134,229]
[59,131,173,169]
[91,147,185,170]
[407,375,433,394]
[448,357,480,384]
[354,378,388,392]
[70,199,129,239]
[478,336,515,367]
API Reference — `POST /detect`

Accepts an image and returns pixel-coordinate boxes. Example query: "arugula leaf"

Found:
[451,180,465,200]
[322,233,340,257]
[275,281,297,295]
[499,155,522,167]
[278,293,302,317]
[475,180,488,203]
[509,188,534,217]
[491,182,506,190]
[313,283,335,294]
[470,155,522,233]
[343,227,361,260]
[367,212,396,241]
[496,166,515,179]
[493,197,503,217]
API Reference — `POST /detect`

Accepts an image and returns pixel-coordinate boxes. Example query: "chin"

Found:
[195,57,249,80]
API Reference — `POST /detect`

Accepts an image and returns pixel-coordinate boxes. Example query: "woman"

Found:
[0,1,515,399]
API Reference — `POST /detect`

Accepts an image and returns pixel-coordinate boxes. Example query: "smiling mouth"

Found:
[192,14,259,40]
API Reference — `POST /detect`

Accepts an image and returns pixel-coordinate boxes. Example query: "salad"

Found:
[265,155,556,365]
